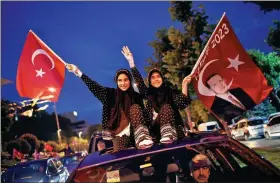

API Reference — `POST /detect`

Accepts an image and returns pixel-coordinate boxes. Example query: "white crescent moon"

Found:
[198,59,233,96]
[31,49,55,70]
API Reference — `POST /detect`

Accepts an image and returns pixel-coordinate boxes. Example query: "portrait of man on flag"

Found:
[191,13,273,123]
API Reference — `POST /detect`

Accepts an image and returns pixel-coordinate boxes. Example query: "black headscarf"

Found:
[147,68,174,113]
[107,69,142,131]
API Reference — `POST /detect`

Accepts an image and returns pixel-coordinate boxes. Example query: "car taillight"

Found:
[73,167,106,183]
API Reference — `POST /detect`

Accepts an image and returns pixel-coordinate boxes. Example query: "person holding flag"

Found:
[121,46,192,144]
[66,64,154,151]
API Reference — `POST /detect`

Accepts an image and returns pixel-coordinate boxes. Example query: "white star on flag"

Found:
[227,54,245,72]
[35,68,46,77]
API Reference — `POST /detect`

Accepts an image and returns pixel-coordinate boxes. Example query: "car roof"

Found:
[78,132,227,171]
[270,114,280,121]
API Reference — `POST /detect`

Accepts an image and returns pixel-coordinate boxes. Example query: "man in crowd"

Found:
[189,154,211,183]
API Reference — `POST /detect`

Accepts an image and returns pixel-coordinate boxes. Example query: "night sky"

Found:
[2,1,279,124]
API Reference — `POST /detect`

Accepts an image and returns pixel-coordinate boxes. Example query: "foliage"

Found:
[19,133,39,154]
[38,140,45,152]
[146,2,214,92]
[18,139,31,154]
[266,20,280,54]
[46,141,60,152]
[6,140,21,156]
[246,99,277,118]
[69,137,89,152]
[244,1,280,13]
[1,99,75,146]
[189,100,209,124]
[86,124,102,139]
[247,50,280,111]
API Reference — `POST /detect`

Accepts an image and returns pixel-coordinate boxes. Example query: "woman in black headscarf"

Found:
[66,64,153,151]
[121,46,192,144]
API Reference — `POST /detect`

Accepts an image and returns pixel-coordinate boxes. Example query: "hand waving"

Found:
[121,46,135,68]
[66,63,82,77]
[182,75,192,86]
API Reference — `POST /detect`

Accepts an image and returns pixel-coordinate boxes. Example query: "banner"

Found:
[191,13,273,123]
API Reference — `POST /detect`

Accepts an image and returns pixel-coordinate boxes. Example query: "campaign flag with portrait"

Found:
[191,13,273,123]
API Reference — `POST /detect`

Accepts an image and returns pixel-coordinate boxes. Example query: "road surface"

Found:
[240,137,280,149]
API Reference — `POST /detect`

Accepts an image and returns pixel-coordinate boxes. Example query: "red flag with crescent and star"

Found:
[191,13,273,123]
[16,30,66,102]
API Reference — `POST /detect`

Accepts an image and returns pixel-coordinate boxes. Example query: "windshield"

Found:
[248,120,263,126]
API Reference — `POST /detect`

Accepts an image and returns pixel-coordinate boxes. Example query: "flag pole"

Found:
[191,12,226,74]
[29,30,67,66]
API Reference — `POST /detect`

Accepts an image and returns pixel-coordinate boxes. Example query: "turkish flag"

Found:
[16,30,65,102]
[45,143,53,152]
[191,13,273,123]
[13,148,24,160]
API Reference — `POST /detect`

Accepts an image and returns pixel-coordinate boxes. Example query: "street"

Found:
[240,137,280,149]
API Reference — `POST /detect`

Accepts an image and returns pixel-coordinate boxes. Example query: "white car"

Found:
[231,118,265,141]
[198,121,220,132]
[264,114,280,139]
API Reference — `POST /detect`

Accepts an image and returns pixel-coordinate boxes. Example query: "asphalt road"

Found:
[240,137,280,149]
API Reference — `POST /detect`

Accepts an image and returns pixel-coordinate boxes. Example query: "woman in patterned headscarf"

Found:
[66,64,153,151]
[121,46,192,144]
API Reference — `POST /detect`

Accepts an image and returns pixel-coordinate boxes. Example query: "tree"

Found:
[189,100,209,125]
[20,133,39,155]
[244,2,280,54]
[244,2,280,13]
[246,99,277,118]
[266,20,280,54]
[6,140,21,156]
[86,124,102,140]
[38,141,45,152]
[146,2,214,91]
[18,139,31,154]
[247,50,280,111]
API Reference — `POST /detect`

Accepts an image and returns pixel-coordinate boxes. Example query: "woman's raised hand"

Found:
[121,46,135,68]
[66,63,82,77]
[182,74,192,96]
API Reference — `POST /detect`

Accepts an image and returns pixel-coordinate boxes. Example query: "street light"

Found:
[57,129,62,144]
[78,131,82,139]
[48,87,61,144]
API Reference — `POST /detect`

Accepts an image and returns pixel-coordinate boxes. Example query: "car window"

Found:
[207,124,219,131]
[248,120,263,126]
[239,122,246,128]
[269,116,280,126]
[94,138,113,152]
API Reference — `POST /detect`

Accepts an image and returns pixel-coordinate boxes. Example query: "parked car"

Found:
[231,117,265,140]
[66,132,280,183]
[198,121,220,132]
[1,157,69,182]
[264,114,280,140]
[60,153,85,174]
